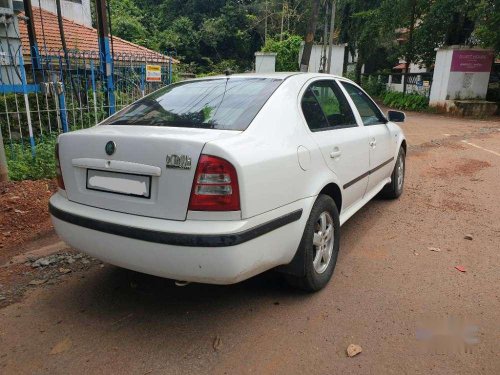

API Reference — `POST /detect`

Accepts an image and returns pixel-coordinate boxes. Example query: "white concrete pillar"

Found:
[255,52,277,73]
[429,47,494,107]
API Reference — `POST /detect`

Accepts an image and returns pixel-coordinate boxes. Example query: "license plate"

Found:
[86,169,151,198]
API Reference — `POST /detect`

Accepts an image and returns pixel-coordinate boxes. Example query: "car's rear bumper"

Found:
[49,193,312,284]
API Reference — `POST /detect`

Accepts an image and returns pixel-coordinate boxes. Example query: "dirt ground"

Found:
[0,179,57,264]
[0,111,499,374]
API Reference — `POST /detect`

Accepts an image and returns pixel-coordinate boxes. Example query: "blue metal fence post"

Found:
[168,53,172,84]
[18,53,36,157]
[90,60,98,122]
[140,64,145,97]
[96,0,116,115]
[57,57,69,133]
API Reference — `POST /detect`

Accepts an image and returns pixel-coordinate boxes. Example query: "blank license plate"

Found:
[86,169,151,198]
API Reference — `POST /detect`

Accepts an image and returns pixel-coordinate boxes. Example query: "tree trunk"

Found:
[300,0,321,72]
[355,56,363,83]
[326,0,336,74]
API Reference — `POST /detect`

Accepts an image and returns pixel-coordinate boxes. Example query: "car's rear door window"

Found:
[301,80,357,131]
[341,82,386,126]
[102,78,282,131]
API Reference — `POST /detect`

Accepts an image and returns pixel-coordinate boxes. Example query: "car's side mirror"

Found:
[387,110,406,123]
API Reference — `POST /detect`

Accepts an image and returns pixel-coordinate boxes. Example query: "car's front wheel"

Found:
[380,147,405,199]
[285,195,340,292]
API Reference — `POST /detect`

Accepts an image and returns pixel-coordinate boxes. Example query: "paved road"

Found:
[1,112,499,374]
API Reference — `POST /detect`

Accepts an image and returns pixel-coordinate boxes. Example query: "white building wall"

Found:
[36,0,92,27]
[298,44,346,76]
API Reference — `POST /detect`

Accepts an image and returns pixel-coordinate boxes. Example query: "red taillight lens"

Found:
[188,155,240,211]
[55,143,65,190]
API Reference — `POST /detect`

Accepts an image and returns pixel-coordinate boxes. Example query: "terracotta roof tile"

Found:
[19,7,177,63]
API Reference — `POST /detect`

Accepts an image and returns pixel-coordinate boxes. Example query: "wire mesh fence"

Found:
[1,47,173,164]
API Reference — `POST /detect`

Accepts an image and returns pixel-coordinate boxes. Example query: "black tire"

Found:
[380,147,405,199]
[285,195,340,292]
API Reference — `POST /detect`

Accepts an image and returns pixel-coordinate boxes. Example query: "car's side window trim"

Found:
[300,79,358,133]
[337,79,388,126]
[310,123,358,132]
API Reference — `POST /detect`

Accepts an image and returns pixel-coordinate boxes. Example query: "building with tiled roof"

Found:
[19,6,177,63]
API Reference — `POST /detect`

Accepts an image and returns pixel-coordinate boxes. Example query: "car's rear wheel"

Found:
[380,147,405,199]
[285,195,340,292]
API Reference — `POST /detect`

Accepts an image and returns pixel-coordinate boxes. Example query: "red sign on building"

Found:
[450,50,494,73]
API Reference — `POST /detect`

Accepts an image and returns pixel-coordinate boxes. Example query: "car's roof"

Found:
[186,72,345,81]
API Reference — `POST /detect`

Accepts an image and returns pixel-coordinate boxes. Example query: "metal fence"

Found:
[364,72,434,96]
[1,47,173,159]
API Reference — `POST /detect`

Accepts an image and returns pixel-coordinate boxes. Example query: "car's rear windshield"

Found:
[102,78,283,131]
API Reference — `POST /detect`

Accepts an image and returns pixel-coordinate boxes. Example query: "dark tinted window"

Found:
[102,78,282,131]
[341,82,386,125]
[301,80,356,131]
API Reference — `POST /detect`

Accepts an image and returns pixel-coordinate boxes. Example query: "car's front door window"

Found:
[341,82,386,126]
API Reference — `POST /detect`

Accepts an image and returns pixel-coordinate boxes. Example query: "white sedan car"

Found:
[50,73,406,291]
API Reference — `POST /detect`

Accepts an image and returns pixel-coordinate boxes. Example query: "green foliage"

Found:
[159,17,201,61]
[6,137,57,181]
[471,0,500,52]
[360,76,387,98]
[382,91,429,111]
[339,0,499,76]
[261,34,302,71]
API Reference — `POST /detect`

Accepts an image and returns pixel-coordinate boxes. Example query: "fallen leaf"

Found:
[59,268,72,274]
[347,344,362,357]
[464,234,473,240]
[455,265,466,273]
[428,247,441,252]
[28,279,47,286]
[213,335,222,351]
[50,338,72,355]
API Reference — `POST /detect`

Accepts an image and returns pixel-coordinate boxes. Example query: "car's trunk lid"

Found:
[58,125,239,221]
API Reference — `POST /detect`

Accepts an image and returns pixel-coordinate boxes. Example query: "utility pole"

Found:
[280,2,285,42]
[264,1,268,44]
[95,0,116,115]
[300,0,321,72]
[22,0,41,70]
[0,132,8,182]
[326,0,336,74]
[320,2,329,72]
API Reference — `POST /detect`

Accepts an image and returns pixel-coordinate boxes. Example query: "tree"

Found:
[158,17,201,62]
[299,0,321,72]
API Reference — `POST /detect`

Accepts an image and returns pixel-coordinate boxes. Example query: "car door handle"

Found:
[369,138,377,147]
[330,149,342,158]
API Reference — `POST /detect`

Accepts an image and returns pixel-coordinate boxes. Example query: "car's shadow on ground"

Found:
[44,197,393,332]
[61,262,311,325]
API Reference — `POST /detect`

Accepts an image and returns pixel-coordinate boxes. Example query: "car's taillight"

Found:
[188,155,240,211]
[55,143,65,190]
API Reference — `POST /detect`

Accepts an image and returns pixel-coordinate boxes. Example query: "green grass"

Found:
[5,136,57,181]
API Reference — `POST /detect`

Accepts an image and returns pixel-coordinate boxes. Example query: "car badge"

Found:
[166,154,191,170]
[105,141,116,156]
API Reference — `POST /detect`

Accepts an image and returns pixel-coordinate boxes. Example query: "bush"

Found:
[6,136,57,181]
[382,91,429,111]
[360,76,387,98]
[261,33,303,71]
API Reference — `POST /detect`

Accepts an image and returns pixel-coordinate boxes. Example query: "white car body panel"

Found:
[50,73,406,284]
